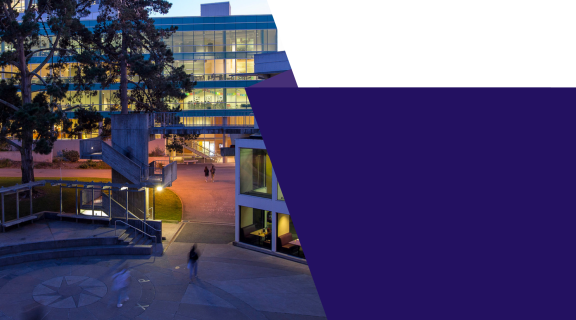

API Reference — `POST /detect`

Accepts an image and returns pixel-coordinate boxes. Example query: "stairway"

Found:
[79,138,177,187]
[0,226,153,267]
[182,141,222,163]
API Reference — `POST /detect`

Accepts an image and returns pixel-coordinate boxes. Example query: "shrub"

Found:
[78,163,89,169]
[0,159,12,168]
[52,157,63,164]
[34,162,53,169]
[149,146,165,157]
[62,149,80,162]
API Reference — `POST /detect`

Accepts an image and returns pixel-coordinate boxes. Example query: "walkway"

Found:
[170,164,236,225]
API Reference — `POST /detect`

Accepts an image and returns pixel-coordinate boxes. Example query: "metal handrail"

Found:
[106,193,159,232]
[185,141,221,162]
[114,220,157,246]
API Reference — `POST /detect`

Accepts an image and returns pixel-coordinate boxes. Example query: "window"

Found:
[240,148,272,198]
[236,59,247,73]
[204,60,215,74]
[182,32,192,46]
[173,32,184,46]
[226,59,236,74]
[193,60,204,75]
[278,183,284,201]
[215,31,224,46]
[214,60,224,74]
[277,213,304,258]
[193,31,204,46]
[239,206,273,249]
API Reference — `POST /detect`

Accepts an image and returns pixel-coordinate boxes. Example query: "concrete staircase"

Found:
[0,227,153,267]
[80,137,177,187]
[182,141,222,163]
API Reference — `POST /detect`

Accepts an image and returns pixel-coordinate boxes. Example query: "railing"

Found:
[114,220,157,246]
[105,192,159,232]
[149,160,170,175]
[182,141,222,163]
[151,113,254,128]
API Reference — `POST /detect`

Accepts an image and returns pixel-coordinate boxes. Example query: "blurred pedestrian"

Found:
[188,244,199,281]
[112,268,131,308]
[210,165,216,182]
[204,166,209,182]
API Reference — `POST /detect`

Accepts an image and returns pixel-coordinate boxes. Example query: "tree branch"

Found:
[26,48,75,60]
[29,71,49,87]
[0,98,19,111]
[32,33,61,75]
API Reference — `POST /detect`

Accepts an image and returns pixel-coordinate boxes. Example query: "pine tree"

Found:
[0,0,96,184]
[73,0,194,114]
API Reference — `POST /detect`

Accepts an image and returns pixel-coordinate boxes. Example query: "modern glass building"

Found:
[0,1,277,161]
[235,135,305,262]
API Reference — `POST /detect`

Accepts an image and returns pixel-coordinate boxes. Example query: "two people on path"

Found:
[204,165,216,182]
[188,244,200,281]
[112,268,132,308]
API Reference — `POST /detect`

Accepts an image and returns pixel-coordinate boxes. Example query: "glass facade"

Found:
[0,14,276,129]
[239,206,273,249]
[239,148,272,198]
[278,183,284,201]
[277,213,304,258]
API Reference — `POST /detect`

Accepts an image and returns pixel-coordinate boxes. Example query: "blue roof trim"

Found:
[32,81,260,92]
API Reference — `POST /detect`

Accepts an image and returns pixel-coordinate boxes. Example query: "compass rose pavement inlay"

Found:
[32,276,108,308]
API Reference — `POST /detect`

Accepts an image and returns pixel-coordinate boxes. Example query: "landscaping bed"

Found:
[0,159,111,170]
[0,177,182,222]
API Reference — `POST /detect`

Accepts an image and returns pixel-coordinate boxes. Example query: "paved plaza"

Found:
[0,242,324,320]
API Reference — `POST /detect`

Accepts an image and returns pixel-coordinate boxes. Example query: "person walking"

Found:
[204,166,209,182]
[210,165,216,182]
[188,244,200,281]
[112,268,131,308]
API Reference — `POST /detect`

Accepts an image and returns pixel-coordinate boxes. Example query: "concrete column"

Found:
[222,131,227,163]
[75,188,78,215]
[144,188,149,221]
[271,211,277,252]
[234,204,240,242]
[91,188,95,216]
[16,190,19,219]
[152,188,156,220]
[125,189,129,222]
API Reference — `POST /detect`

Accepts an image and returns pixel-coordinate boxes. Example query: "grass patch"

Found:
[0,177,182,222]
[153,188,182,221]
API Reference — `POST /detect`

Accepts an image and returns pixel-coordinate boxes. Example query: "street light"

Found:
[156,186,163,191]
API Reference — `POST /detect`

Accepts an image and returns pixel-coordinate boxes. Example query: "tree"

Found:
[165,133,200,154]
[0,0,97,184]
[73,0,195,114]
[62,107,103,139]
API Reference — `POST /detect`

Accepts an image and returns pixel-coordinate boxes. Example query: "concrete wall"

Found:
[201,2,230,16]
[54,139,163,157]
[52,140,80,157]
[111,114,150,166]
[0,151,52,163]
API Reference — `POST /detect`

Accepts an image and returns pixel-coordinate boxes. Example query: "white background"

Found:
[266,0,576,87]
